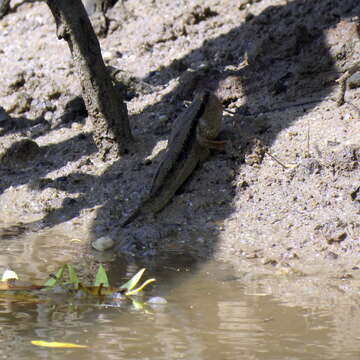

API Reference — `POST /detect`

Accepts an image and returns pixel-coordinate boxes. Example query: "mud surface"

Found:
[0,0,359,281]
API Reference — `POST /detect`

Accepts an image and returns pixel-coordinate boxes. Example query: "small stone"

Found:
[65,96,87,115]
[147,296,167,304]
[102,50,116,61]
[158,114,169,124]
[44,111,53,122]
[0,138,40,167]
[327,232,347,244]
[92,236,115,251]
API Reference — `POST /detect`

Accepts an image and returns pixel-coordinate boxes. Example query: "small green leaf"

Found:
[67,265,79,289]
[125,278,156,296]
[131,298,146,311]
[131,299,153,314]
[94,264,109,287]
[44,265,65,287]
[120,268,145,291]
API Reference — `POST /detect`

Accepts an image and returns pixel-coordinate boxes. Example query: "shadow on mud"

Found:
[1,0,359,271]
[92,0,359,266]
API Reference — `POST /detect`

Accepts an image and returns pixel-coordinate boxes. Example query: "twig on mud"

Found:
[264,149,292,169]
[252,138,295,169]
[336,61,360,106]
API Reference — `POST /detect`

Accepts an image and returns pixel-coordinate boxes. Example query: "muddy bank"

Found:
[0,0,359,282]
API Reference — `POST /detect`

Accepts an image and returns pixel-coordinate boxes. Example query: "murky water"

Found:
[1,227,360,360]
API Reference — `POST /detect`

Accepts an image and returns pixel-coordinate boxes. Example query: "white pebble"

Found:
[147,296,168,304]
[92,236,115,251]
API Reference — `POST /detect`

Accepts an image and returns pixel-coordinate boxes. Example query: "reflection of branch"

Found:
[46,0,133,160]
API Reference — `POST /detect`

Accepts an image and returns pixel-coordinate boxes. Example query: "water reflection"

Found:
[1,229,360,360]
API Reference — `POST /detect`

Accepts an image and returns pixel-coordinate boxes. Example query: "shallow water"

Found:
[1,227,360,360]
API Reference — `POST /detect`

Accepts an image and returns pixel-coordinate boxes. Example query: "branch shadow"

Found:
[91,0,359,265]
[1,0,359,271]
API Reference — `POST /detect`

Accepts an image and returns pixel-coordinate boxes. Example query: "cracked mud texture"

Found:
[0,0,359,282]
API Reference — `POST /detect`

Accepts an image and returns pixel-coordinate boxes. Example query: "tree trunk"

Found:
[46,0,132,159]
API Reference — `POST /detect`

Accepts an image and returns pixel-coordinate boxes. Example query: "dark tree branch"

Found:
[0,0,10,19]
[46,0,132,159]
